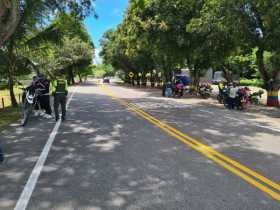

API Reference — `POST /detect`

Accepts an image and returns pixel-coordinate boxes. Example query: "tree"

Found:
[49,36,94,84]
[100,0,207,85]
[0,0,96,47]
[0,22,61,107]
[0,0,20,47]
[92,64,114,78]
[188,0,280,106]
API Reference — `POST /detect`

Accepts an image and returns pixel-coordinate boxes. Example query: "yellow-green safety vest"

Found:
[50,79,68,95]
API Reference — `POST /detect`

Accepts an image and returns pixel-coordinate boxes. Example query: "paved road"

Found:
[0,82,280,210]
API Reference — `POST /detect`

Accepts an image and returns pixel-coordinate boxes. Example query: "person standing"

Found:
[218,81,225,95]
[228,83,238,109]
[37,74,52,117]
[50,75,68,122]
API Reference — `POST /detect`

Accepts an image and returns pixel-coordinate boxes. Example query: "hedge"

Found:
[239,78,264,88]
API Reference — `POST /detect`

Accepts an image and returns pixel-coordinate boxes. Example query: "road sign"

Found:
[129,72,134,78]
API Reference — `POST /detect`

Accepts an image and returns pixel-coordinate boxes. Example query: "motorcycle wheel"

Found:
[200,92,210,99]
[22,102,32,126]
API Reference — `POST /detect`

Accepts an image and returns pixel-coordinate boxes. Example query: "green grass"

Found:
[0,107,21,131]
[0,87,23,108]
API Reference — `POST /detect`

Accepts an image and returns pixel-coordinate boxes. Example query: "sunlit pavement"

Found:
[0,82,280,210]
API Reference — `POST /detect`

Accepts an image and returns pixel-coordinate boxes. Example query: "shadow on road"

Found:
[28,91,280,209]
[0,86,279,210]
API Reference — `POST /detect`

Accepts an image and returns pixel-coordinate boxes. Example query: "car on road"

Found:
[212,71,225,84]
[103,77,110,83]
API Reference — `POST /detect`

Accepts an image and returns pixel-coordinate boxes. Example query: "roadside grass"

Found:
[0,107,21,131]
[0,87,23,108]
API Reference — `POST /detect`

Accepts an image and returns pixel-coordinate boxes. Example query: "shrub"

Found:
[239,78,264,88]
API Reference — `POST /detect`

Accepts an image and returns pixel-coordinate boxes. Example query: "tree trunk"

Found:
[6,38,17,107]
[142,75,147,87]
[256,48,269,87]
[191,68,200,90]
[164,70,172,82]
[222,67,233,83]
[78,72,82,83]
[0,0,20,47]
[136,76,140,86]
[69,68,75,85]
[8,65,18,107]
[150,71,155,88]
[266,76,279,107]
[256,48,279,106]
[267,89,279,107]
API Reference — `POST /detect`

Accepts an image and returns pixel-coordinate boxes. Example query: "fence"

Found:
[0,94,22,109]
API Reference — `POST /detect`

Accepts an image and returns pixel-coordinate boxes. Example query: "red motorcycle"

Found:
[174,83,184,98]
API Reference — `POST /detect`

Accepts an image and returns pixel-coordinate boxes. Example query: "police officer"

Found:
[50,75,68,121]
[37,74,52,116]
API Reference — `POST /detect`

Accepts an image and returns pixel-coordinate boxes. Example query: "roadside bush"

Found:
[239,78,264,87]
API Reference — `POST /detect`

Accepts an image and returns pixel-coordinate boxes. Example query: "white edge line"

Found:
[255,125,280,133]
[14,86,77,210]
[199,109,280,133]
[199,109,213,114]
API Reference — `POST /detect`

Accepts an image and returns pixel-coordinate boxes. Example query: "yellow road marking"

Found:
[128,102,280,191]
[99,85,280,202]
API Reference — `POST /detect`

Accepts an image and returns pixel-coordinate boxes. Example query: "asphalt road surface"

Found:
[0,81,280,210]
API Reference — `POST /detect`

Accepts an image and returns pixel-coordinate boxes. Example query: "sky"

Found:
[84,0,129,64]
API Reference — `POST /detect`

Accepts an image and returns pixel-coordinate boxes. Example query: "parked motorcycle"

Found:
[249,90,264,105]
[234,88,264,110]
[21,87,45,126]
[199,84,213,99]
[174,83,184,98]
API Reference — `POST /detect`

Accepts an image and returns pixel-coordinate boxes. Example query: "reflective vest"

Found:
[218,82,224,90]
[51,79,68,95]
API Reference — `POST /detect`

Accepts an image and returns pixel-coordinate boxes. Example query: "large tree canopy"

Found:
[100,0,280,105]
[0,10,94,107]
[0,0,96,47]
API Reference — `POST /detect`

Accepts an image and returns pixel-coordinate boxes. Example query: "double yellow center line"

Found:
[99,85,280,202]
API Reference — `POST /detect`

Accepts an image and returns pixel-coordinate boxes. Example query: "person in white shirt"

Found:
[228,83,239,109]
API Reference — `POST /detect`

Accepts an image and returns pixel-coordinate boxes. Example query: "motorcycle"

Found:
[235,88,264,110]
[198,84,213,99]
[174,83,184,98]
[21,87,45,126]
[249,90,264,105]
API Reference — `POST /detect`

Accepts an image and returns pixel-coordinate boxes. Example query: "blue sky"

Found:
[84,0,129,63]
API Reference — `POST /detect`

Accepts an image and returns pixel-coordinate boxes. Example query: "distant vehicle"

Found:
[212,71,225,84]
[175,75,191,86]
[103,78,110,83]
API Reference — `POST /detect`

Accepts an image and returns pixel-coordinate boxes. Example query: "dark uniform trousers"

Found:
[54,94,67,120]
[40,95,52,115]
